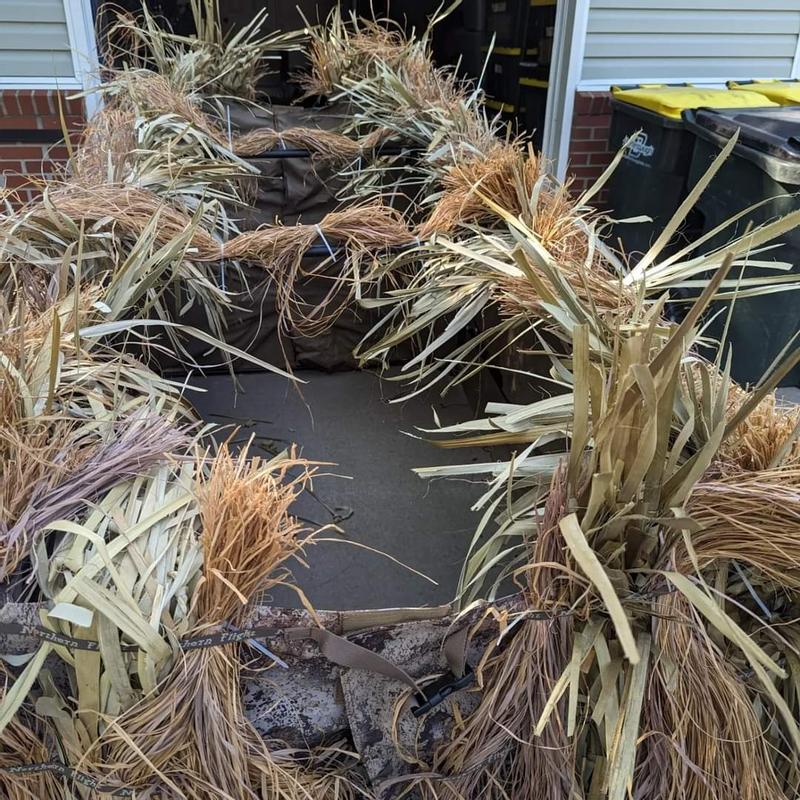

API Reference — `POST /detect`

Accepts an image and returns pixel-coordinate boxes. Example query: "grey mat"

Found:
[189,370,496,610]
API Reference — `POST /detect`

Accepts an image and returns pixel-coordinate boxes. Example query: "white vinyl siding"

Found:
[581,0,800,86]
[0,0,75,78]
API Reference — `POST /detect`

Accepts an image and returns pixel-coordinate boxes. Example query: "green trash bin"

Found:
[685,106,800,387]
[606,85,775,258]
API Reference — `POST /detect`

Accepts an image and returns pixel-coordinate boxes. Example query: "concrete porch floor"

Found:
[190,370,497,610]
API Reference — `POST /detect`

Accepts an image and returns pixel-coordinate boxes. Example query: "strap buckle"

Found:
[412,664,475,718]
[222,622,288,669]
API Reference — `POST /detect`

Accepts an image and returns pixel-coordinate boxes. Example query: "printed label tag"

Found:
[624,131,655,165]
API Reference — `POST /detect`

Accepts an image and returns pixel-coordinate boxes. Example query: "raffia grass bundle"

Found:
[75,67,378,188]
[0,464,199,793]
[0,669,63,800]
[225,203,411,338]
[644,453,800,799]
[408,273,800,796]
[297,6,414,100]
[73,105,258,225]
[72,69,257,234]
[0,286,354,796]
[0,438,204,793]
[234,123,392,160]
[0,192,247,374]
[370,137,800,796]
[391,196,800,797]
[90,445,352,799]
[359,137,800,401]
[336,52,497,200]
[296,5,500,207]
[685,468,800,588]
[419,143,550,238]
[641,590,791,800]
[403,468,580,800]
[3,185,410,357]
[719,387,800,471]
[8,185,220,257]
[0,286,195,580]
[104,0,305,100]
[354,195,630,396]
[7,184,408,270]
[1,414,188,584]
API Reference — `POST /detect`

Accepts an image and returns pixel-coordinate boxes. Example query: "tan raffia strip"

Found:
[9,186,411,337]
[96,70,391,161]
[13,186,410,263]
[232,124,394,158]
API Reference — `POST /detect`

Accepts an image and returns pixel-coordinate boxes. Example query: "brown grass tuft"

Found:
[719,387,800,471]
[410,467,582,799]
[298,11,411,99]
[640,592,788,800]
[224,203,411,338]
[419,144,538,237]
[0,669,64,800]
[93,446,358,799]
[72,69,374,186]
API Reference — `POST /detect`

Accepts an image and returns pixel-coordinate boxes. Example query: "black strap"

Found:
[1,762,134,796]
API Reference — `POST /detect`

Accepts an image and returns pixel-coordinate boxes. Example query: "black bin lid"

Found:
[686,106,800,183]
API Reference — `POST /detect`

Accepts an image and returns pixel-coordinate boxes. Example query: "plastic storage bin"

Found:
[483,49,524,105]
[519,74,548,148]
[685,105,800,386]
[486,0,529,47]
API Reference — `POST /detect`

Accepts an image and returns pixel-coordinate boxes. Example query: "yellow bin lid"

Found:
[728,79,800,105]
[611,84,777,119]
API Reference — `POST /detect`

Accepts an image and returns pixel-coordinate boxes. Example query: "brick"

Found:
[573,94,594,115]
[573,91,613,117]
[4,188,31,205]
[39,162,68,177]
[45,145,70,161]
[16,94,36,116]
[567,178,591,195]
[581,139,612,153]
[57,94,82,117]
[588,152,614,166]
[591,95,612,115]
[33,92,54,115]
[568,165,605,180]
[572,162,604,173]
[568,153,591,166]
[0,145,45,159]
[29,93,43,115]
[2,173,34,187]
[2,91,20,116]
[37,115,63,130]
[571,126,595,142]
[37,115,83,132]
[49,92,66,115]
[0,116,40,130]
[574,113,611,128]
[574,139,611,153]
[64,97,85,116]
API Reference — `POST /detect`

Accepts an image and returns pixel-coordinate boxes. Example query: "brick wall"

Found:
[566,91,614,202]
[0,90,85,204]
